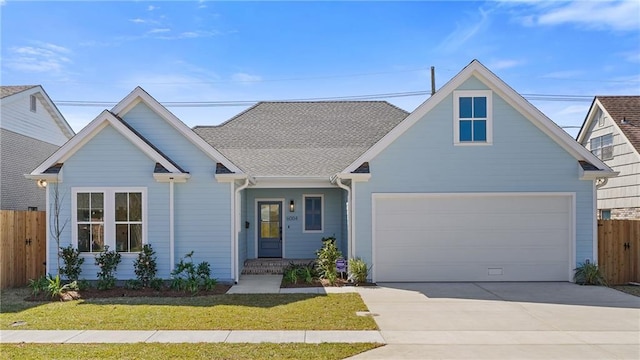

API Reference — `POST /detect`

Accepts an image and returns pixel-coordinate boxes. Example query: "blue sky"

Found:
[2,1,639,137]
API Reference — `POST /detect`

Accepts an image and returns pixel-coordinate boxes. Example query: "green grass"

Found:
[0,343,382,359]
[0,288,376,330]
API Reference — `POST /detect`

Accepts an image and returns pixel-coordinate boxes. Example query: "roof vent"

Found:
[621,117,628,125]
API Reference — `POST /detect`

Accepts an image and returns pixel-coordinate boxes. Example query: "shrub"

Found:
[124,279,142,290]
[282,262,316,284]
[315,236,343,285]
[133,244,159,288]
[348,258,371,284]
[574,262,607,285]
[59,245,84,281]
[28,276,49,297]
[171,251,217,294]
[95,245,121,290]
[47,274,78,300]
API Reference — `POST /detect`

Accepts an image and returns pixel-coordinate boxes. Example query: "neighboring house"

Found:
[577,96,640,220]
[1,85,74,210]
[27,60,616,283]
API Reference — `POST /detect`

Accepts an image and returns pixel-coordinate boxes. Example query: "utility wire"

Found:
[54,91,595,107]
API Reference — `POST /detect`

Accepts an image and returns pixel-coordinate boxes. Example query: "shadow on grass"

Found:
[75,293,329,308]
[0,288,50,313]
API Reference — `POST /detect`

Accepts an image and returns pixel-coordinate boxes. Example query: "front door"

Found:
[258,201,282,258]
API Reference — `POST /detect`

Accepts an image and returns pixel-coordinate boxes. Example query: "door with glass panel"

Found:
[258,201,282,258]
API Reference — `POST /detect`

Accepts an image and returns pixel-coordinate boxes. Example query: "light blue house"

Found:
[28,60,616,283]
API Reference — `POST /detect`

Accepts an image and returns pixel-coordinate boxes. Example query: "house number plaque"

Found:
[286,215,298,221]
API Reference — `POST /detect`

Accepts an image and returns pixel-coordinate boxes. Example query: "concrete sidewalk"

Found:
[227,274,358,294]
[0,330,384,344]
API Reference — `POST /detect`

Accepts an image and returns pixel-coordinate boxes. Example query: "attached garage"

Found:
[372,193,574,282]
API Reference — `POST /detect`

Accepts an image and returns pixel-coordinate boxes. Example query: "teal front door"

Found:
[258,201,282,258]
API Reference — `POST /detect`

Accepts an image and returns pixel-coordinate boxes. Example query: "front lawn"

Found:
[0,343,381,360]
[0,288,376,330]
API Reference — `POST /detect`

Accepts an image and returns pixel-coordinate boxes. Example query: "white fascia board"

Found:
[111,87,244,174]
[24,172,61,182]
[579,169,619,181]
[332,173,371,182]
[31,110,183,175]
[251,176,334,188]
[342,60,613,173]
[153,173,191,183]
[576,98,600,145]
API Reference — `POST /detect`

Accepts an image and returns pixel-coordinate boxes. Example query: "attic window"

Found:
[30,95,37,112]
[591,133,613,161]
[453,90,493,145]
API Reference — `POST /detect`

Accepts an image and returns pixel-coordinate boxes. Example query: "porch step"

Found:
[241,259,316,275]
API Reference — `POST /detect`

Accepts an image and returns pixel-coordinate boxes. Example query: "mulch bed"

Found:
[280,278,376,288]
[25,284,232,302]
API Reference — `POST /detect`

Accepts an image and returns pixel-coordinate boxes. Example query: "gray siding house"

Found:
[28,60,616,283]
[1,86,74,210]
[577,96,640,219]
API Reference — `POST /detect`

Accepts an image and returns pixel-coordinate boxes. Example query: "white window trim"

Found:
[453,90,493,146]
[590,133,614,161]
[72,187,147,255]
[303,194,324,233]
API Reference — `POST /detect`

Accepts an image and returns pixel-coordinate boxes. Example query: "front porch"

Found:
[241,258,316,275]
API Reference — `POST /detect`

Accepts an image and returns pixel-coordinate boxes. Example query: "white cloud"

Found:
[232,73,262,83]
[5,42,72,73]
[523,0,640,32]
[437,8,491,53]
[148,28,171,34]
[488,59,524,70]
[541,70,584,79]
[129,18,146,24]
[153,30,219,40]
[147,5,156,11]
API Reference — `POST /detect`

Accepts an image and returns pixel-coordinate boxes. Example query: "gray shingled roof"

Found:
[193,101,409,177]
[1,85,37,98]
[597,96,640,153]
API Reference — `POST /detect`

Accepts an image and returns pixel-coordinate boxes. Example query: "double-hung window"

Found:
[453,90,492,145]
[590,134,613,160]
[73,188,146,253]
[303,194,323,232]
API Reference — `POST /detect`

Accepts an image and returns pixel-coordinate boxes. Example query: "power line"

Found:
[54,91,596,108]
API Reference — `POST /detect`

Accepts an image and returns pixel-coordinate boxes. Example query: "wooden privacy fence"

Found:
[598,220,640,285]
[0,210,46,289]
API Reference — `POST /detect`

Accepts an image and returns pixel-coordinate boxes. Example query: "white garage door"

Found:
[373,193,573,282]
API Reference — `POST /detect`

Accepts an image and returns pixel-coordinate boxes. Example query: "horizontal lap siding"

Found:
[122,103,232,281]
[355,76,594,268]
[56,125,170,280]
[1,92,69,146]
[245,188,345,259]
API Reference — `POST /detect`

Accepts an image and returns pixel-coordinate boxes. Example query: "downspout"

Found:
[234,178,250,284]
[169,179,175,272]
[335,177,352,261]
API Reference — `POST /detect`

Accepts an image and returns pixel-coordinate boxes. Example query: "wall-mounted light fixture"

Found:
[37,179,48,188]
[289,200,295,212]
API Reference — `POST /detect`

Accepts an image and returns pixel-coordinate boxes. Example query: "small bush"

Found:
[133,244,159,288]
[95,245,121,290]
[59,245,84,281]
[283,262,317,285]
[348,258,370,284]
[47,274,78,299]
[28,276,49,297]
[574,262,607,285]
[124,279,142,290]
[149,278,164,291]
[77,279,91,291]
[170,251,218,294]
[315,236,343,285]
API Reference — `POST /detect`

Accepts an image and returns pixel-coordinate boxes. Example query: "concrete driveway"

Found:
[349,282,640,359]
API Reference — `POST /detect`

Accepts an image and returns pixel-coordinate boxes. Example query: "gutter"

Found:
[333,176,352,261]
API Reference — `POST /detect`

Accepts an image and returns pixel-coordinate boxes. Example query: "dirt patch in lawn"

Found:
[26,284,232,301]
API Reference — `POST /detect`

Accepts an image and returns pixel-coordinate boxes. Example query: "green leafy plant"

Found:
[574,262,607,285]
[28,276,49,297]
[47,274,78,299]
[348,258,371,284]
[133,244,159,288]
[124,279,142,290]
[170,251,217,294]
[149,278,164,291]
[315,236,343,285]
[95,245,121,290]
[59,244,84,281]
[77,279,91,291]
[283,262,317,285]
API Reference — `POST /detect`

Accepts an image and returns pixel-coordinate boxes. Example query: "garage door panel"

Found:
[373,194,572,282]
